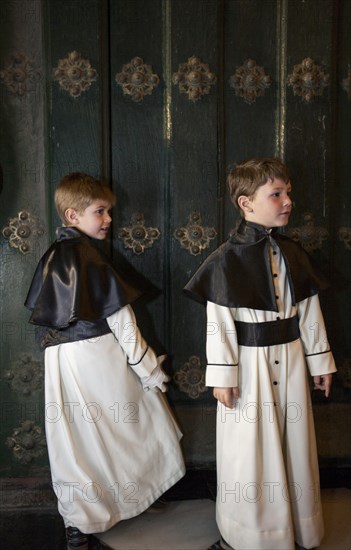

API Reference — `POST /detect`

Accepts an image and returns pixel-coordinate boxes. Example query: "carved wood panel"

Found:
[0,0,350,477]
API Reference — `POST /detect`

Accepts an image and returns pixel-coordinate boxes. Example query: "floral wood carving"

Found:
[4,354,43,396]
[342,70,351,99]
[0,52,41,96]
[287,58,329,102]
[117,213,160,255]
[6,420,46,464]
[172,55,217,102]
[174,356,207,399]
[115,57,159,102]
[229,59,272,104]
[2,210,45,254]
[339,227,351,250]
[52,51,97,98]
[288,212,328,252]
[174,211,217,256]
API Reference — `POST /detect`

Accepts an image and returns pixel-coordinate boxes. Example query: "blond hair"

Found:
[227,157,290,212]
[55,172,116,223]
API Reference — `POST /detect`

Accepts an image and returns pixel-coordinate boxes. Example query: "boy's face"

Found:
[239,178,292,229]
[69,200,112,239]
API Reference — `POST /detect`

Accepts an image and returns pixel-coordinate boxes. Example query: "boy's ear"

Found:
[64,208,79,225]
[237,195,253,213]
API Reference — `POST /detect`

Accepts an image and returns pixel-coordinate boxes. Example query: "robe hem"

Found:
[61,466,186,535]
[217,509,324,550]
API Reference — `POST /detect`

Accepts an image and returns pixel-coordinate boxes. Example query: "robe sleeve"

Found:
[106,305,157,378]
[205,301,239,387]
[297,294,337,376]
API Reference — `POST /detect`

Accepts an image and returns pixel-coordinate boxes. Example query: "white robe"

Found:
[206,240,336,550]
[44,305,185,534]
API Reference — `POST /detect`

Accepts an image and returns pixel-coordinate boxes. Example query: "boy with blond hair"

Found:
[26,173,185,550]
[185,158,336,550]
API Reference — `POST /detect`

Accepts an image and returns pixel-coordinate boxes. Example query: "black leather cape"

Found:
[25,227,143,329]
[184,220,329,311]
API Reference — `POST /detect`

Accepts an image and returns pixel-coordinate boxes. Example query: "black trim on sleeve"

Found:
[305,349,331,358]
[207,362,238,367]
[128,346,149,366]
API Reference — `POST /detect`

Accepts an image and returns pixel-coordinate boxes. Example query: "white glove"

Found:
[141,355,170,392]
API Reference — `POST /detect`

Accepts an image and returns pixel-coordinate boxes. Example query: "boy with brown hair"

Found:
[26,172,185,550]
[185,158,336,550]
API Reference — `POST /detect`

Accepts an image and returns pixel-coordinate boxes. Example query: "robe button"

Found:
[273,273,278,277]
[275,360,279,364]
[276,316,281,320]
[273,381,278,385]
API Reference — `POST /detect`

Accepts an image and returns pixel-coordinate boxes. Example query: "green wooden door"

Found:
[0,0,350,499]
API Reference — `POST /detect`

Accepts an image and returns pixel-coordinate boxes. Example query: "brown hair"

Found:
[55,172,116,223]
[227,157,290,211]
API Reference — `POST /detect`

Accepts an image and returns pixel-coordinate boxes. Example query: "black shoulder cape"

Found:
[25,227,143,328]
[183,220,329,311]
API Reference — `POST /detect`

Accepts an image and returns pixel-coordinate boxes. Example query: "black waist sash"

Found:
[37,319,112,350]
[235,316,300,347]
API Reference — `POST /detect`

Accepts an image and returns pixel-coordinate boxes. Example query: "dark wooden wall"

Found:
[0,1,350,505]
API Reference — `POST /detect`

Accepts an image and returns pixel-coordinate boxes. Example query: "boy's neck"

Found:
[243,218,274,232]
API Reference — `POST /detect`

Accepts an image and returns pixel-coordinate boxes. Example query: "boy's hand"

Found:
[141,355,170,392]
[313,374,333,398]
[213,387,239,409]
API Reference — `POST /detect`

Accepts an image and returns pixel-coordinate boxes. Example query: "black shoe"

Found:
[66,526,90,550]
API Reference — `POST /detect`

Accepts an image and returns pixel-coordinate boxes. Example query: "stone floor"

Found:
[95,499,219,550]
[94,489,351,550]
[1,474,350,550]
